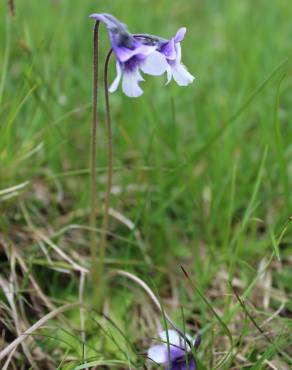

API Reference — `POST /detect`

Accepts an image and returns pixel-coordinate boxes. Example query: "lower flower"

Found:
[148,330,198,370]
[109,51,168,98]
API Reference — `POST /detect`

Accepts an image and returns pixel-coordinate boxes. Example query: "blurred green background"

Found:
[1,0,291,259]
[0,0,291,368]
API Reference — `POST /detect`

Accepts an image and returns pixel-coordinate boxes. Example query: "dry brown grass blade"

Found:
[107,269,188,341]
[1,235,56,312]
[14,247,56,311]
[20,200,88,274]
[56,204,152,263]
[0,181,29,202]
[1,347,17,370]
[0,303,80,361]
[0,241,57,368]
[0,276,36,368]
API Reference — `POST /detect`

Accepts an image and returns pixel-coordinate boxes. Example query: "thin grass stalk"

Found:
[181,306,190,370]
[90,21,100,304]
[108,269,192,347]
[96,48,114,307]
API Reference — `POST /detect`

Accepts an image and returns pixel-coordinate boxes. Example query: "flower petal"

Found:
[147,344,167,364]
[89,13,116,29]
[89,13,128,33]
[174,27,187,43]
[109,62,122,93]
[175,43,182,63]
[115,44,156,63]
[180,357,197,370]
[194,334,202,350]
[165,64,173,85]
[160,330,181,347]
[161,38,176,60]
[140,50,168,76]
[166,364,181,370]
[169,345,187,362]
[172,63,195,86]
[122,68,144,97]
[90,13,155,63]
[160,330,193,352]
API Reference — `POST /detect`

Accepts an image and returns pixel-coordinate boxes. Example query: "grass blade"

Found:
[194,58,288,159]
[181,266,233,369]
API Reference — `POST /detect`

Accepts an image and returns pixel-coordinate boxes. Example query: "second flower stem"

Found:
[90,21,100,306]
[96,49,114,307]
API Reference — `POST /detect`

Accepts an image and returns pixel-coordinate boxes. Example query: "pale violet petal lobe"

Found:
[147,344,167,364]
[174,27,187,43]
[159,330,181,347]
[122,68,144,98]
[114,47,137,63]
[89,13,115,29]
[115,44,156,63]
[140,50,168,76]
[165,65,173,85]
[175,43,182,63]
[135,44,157,56]
[172,63,195,86]
[162,39,176,60]
[109,62,122,93]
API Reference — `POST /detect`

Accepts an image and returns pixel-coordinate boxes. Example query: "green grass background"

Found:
[0,0,291,368]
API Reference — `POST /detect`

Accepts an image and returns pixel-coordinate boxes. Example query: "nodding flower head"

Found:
[90,13,168,98]
[158,27,195,86]
[147,330,201,370]
[135,27,195,87]
[90,13,195,97]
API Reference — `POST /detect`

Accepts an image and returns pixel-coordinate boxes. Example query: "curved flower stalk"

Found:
[88,12,196,308]
[89,21,100,307]
[90,13,168,97]
[148,330,201,370]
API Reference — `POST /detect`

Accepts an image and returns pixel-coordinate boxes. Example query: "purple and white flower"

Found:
[148,330,199,370]
[159,27,195,86]
[89,13,168,98]
[135,28,195,87]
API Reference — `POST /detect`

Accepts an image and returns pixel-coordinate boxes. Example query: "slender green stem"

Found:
[90,21,100,304]
[96,49,114,306]
[273,75,290,211]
